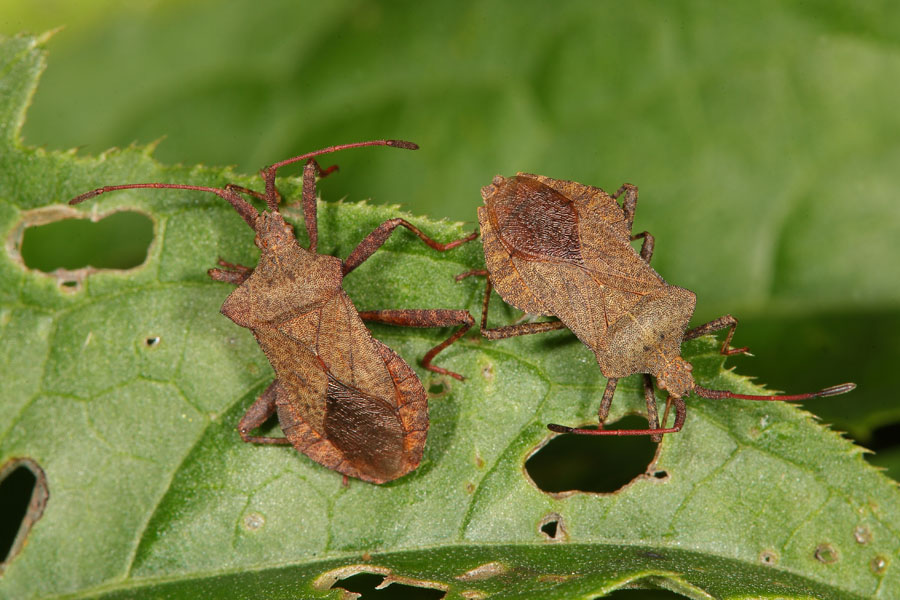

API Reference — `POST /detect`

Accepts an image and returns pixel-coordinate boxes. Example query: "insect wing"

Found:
[273,291,426,483]
[517,173,631,243]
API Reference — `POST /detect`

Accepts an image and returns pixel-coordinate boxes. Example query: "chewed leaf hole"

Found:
[540,520,557,538]
[538,513,566,541]
[0,458,48,570]
[19,210,153,272]
[526,415,657,493]
[331,572,446,599]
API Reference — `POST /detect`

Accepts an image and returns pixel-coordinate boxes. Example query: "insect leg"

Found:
[683,314,750,356]
[300,161,320,253]
[611,183,639,232]
[642,374,663,443]
[296,159,340,253]
[343,219,478,275]
[609,183,655,261]
[457,271,567,340]
[596,377,619,429]
[631,231,655,263]
[358,309,475,381]
[238,381,292,445]
[208,259,254,285]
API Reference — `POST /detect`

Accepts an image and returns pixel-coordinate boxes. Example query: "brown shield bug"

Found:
[458,173,854,440]
[70,140,476,483]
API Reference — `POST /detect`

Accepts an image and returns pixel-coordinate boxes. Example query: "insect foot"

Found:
[70,140,476,484]
[462,173,855,440]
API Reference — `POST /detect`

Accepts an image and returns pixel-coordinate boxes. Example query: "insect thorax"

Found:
[599,285,696,379]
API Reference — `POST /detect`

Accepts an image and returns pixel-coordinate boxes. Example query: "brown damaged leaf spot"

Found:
[456,561,508,582]
[814,543,839,564]
[379,574,448,595]
[0,457,49,574]
[313,565,392,595]
[7,205,155,292]
[315,564,448,599]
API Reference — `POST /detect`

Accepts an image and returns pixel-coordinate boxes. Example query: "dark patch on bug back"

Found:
[492,176,584,264]
[324,373,405,481]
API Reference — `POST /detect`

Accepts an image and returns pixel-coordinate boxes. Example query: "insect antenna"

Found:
[69,183,259,226]
[548,395,688,436]
[693,382,856,402]
[261,139,418,210]
[547,423,682,436]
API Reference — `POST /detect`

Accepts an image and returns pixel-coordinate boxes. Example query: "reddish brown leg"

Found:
[660,395,673,432]
[596,377,619,429]
[456,270,567,340]
[612,183,639,233]
[238,381,292,445]
[683,314,749,356]
[291,159,343,252]
[208,259,254,285]
[642,374,663,442]
[609,183,655,262]
[631,231,655,264]
[306,158,339,179]
[358,309,475,380]
[343,220,478,275]
[301,161,319,252]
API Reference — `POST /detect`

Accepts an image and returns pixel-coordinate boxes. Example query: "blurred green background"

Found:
[3,0,898,478]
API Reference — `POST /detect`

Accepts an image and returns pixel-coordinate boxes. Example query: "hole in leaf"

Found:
[331,573,446,599]
[428,382,445,395]
[526,415,657,493]
[540,520,557,538]
[0,458,48,569]
[538,513,566,541]
[20,211,153,272]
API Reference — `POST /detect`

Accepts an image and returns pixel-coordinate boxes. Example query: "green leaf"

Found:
[2,32,899,600]
[5,1,898,446]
